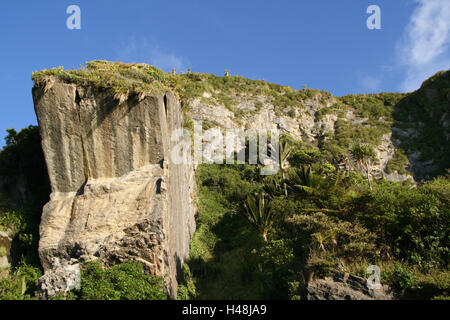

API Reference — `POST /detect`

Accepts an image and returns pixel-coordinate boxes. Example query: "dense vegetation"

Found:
[0,126,48,299]
[32,60,332,116]
[393,70,450,177]
[180,137,449,299]
[51,261,167,300]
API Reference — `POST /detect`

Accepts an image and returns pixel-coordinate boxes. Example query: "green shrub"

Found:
[307,256,336,279]
[177,264,197,300]
[337,93,404,120]
[286,212,376,262]
[351,178,449,267]
[0,126,50,267]
[50,291,78,300]
[386,149,410,174]
[289,148,323,167]
[0,263,41,300]
[79,260,167,300]
[177,285,190,300]
[386,263,415,291]
[405,270,450,300]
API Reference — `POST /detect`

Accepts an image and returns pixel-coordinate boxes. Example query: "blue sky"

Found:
[0,0,449,146]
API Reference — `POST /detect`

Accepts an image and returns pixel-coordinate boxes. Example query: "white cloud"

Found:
[397,0,450,92]
[116,36,189,72]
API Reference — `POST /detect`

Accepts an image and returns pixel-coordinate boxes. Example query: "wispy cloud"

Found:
[397,0,450,92]
[116,36,189,72]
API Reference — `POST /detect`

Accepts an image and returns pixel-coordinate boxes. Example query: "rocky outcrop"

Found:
[32,80,196,298]
[189,94,337,144]
[189,93,415,182]
[306,272,394,300]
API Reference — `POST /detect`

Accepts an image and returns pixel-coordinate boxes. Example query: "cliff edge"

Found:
[32,67,196,298]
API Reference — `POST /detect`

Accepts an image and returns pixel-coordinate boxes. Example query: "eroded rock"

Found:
[33,81,196,299]
[306,272,394,300]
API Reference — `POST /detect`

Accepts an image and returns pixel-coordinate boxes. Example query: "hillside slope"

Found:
[0,61,446,300]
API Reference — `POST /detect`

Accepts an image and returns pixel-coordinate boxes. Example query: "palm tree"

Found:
[290,166,321,197]
[312,230,338,253]
[243,193,274,243]
[279,138,294,196]
[312,233,327,252]
[351,143,377,190]
[262,175,284,199]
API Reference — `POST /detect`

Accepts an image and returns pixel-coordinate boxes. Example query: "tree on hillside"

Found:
[243,193,274,243]
[279,138,293,196]
[290,166,322,197]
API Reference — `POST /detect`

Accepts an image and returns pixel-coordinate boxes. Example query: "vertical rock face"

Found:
[32,80,196,298]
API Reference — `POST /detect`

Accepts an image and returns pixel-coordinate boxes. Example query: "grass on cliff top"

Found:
[170,71,334,109]
[32,60,333,111]
[335,92,407,121]
[32,60,170,98]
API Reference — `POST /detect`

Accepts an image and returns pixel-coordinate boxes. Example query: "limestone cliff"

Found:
[32,80,196,298]
[188,90,414,182]
[186,70,449,182]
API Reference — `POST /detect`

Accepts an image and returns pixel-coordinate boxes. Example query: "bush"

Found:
[350,178,449,268]
[0,263,41,300]
[177,264,197,300]
[0,126,50,267]
[177,285,190,300]
[79,260,167,300]
[286,212,376,262]
[307,256,336,279]
[257,239,297,298]
[386,263,415,291]
[386,149,410,174]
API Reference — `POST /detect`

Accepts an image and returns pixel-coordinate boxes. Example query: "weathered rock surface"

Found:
[0,231,12,278]
[38,258,81,298]
[33,81,196,298]
[306,272,394,300]
[188,93,414,182]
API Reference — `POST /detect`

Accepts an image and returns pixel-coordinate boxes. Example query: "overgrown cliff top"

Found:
[32,61,169,98]
[31,61,449,177]
[32,60,406,110]
[32,60,334,105]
